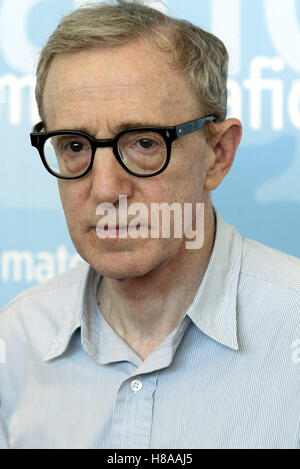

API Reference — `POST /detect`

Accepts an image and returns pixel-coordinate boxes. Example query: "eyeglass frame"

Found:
[30,114,218,179]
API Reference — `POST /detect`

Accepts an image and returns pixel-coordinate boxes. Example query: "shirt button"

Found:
[130,378,143,392]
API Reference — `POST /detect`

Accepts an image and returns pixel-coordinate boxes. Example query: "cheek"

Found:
[58,180,88,222]
[161,144,208,203]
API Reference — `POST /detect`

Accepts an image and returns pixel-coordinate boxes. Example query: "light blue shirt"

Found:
[0,212,299,449]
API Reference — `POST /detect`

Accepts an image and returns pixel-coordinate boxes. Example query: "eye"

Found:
[66,141,85,153]
[135,138,157,150]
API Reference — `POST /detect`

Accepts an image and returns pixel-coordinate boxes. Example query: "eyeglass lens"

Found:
[43,131,168,177]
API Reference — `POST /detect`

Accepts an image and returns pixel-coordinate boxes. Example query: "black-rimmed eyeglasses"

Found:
[30,115,217,179]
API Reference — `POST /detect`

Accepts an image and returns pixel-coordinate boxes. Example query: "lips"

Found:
[96,225,126,235]
[95,223,145,239]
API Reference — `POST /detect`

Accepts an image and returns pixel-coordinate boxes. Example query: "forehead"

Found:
[43,39,200,131]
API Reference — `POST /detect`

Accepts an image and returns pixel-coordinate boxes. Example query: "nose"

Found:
[89,147,135,205]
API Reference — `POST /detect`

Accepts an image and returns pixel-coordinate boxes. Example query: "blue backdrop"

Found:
[0,0,299,310]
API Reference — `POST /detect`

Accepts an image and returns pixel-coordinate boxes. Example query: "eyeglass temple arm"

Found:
[32,121,45,133]
[175,115,217,138]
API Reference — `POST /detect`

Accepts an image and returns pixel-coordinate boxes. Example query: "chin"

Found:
[94,253,160,279]
[77,239,177,280]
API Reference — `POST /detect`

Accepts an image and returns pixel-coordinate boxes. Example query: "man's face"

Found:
[42,39,214,279]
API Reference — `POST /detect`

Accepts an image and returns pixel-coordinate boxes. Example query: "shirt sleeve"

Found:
[0,401,9,449]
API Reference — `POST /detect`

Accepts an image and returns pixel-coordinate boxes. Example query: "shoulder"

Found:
[1,261,89,312]
[240,237,300,293]
[237,238,300,368]
[0,262,89,340]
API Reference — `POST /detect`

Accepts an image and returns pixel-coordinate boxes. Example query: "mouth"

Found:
[98,225,128,236]
[94,223,146,239]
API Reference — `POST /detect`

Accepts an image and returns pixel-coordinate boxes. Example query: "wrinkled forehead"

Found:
[42,40,200,130]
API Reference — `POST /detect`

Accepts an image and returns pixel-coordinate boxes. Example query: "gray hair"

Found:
[36,0,228,123]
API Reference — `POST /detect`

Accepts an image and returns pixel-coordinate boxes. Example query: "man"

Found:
[0,0,299,449]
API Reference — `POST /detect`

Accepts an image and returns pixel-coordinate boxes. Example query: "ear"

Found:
[204,118,242,191]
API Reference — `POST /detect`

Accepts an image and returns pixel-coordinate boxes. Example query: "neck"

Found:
[97,204,216,359]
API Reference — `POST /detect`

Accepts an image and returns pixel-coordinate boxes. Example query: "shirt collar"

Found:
[43,264,90,361]
[185,211,242,350]
[43,210,242,361]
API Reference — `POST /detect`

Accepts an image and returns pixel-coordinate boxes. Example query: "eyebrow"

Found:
[115,122,165,133]
[51,121,169,136]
